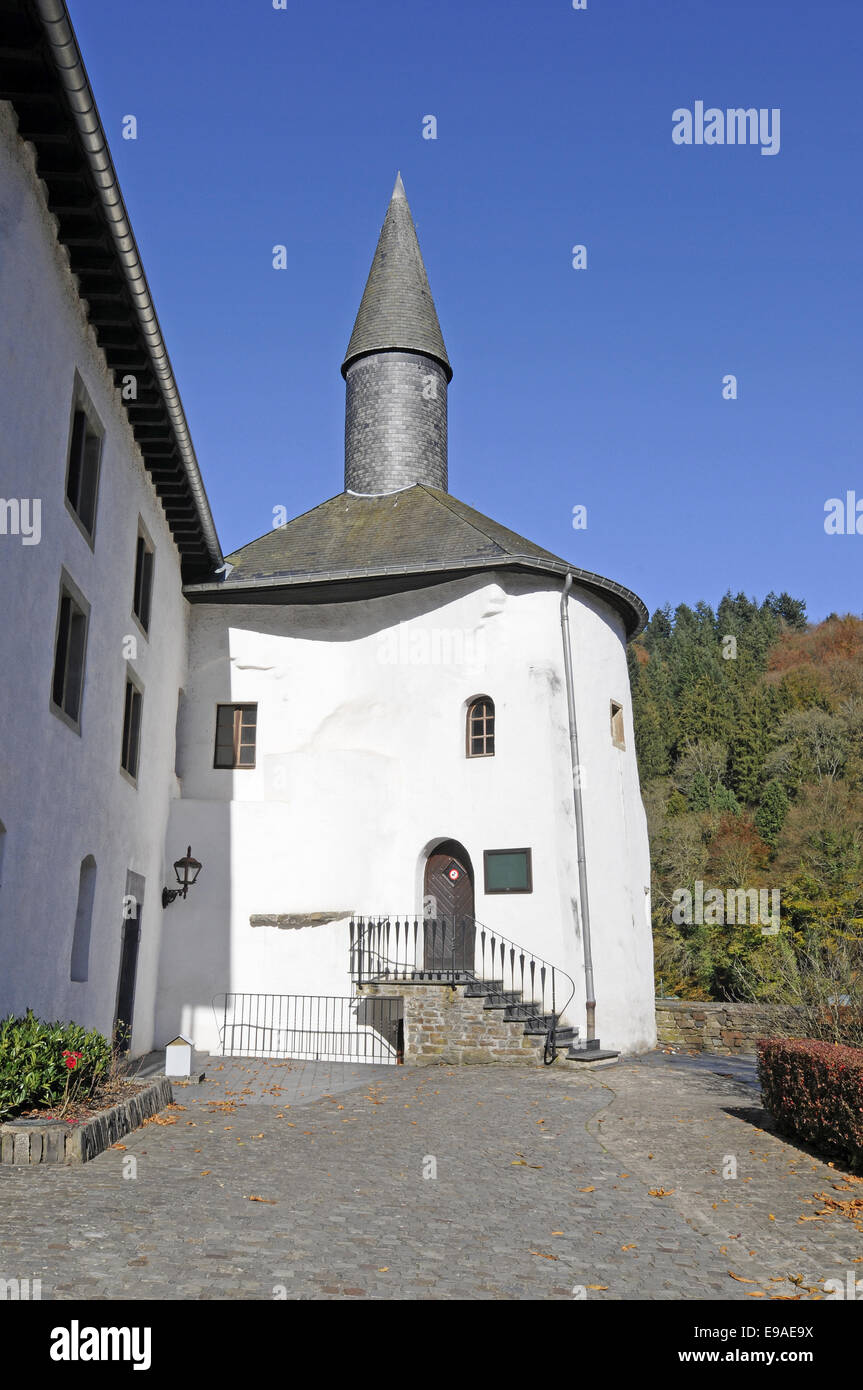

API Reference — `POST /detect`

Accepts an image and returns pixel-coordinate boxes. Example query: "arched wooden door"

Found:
[423,840,476,975]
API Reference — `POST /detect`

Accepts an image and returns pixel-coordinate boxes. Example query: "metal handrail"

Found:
[348,914,575,1064]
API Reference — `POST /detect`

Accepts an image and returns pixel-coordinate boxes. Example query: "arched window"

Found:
[466,697,495,758]
[70,855,97,982]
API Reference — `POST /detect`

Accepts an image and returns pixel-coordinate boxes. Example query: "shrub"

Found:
[757,1036,863,1168]
[0,1010,111,1122]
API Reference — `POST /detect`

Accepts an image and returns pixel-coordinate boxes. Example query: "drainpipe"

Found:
[560,574,596,1042]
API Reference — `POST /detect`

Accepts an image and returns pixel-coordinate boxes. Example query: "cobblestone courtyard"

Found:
[2,1053,861,1300]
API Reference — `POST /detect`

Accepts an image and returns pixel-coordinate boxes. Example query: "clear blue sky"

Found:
[69,0,862,623]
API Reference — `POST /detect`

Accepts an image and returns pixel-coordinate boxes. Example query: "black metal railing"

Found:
[349,914,575,1063]
[212,993,402,1064]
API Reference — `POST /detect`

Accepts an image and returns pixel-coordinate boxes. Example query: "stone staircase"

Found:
[464,980,619,1068]
[363,975,619,1068]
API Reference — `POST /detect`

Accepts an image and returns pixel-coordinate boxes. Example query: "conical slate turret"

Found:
[343,175,451,494]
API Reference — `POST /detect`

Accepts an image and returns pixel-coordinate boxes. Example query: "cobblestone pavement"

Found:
[1,1054,861,1300]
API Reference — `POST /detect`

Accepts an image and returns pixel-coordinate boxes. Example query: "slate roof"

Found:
[342,173,452,381]
[184,485,647,637]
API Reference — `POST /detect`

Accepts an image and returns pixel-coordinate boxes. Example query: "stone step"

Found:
[483,993,522,1009]
[524,1023,578,1044]
[464,980,503,996]
[563,1045,620,1067]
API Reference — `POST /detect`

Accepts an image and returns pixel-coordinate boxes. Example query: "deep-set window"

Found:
[611,700,625,750]
[132,525,155,633]
[65,397,103,542]
[466,696,495,757]
[483,848,533,894]
[51,574,89,729]
[214,704,257,768]
[121,677,144,781]
[70,855,97,983]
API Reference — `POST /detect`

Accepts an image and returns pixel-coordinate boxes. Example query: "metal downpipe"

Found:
[560,574,596,1041]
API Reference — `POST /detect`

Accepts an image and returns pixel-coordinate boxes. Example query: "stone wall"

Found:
[362,981,545,1066]
[655,1000,797,1055]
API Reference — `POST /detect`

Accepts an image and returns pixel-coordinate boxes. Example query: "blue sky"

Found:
[69,0,862,623]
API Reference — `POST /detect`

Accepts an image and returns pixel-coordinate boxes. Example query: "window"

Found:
[121,676,144,781]
[610,700,625,750]
[132,522,155,633]
[50,573,89,730]
[484,848,533,894]
[65,385,103,542]
[70,855,97,982]
[466,696,495,757]
[214,704,257,768]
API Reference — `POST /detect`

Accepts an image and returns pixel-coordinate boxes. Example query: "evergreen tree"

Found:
[754,779,789,848]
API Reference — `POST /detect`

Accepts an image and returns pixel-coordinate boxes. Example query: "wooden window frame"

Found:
[49,569,90,734]
[131,517,155,637]
[610,699,626,750]
[483,847,533,895]
[64,374,103,547]
[120,671,144,786]
[214,703,258,769]
[466,696,495,758]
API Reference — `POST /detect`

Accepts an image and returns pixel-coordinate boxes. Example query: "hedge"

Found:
[0,1010,111,1122]
[757,1036,863,1168]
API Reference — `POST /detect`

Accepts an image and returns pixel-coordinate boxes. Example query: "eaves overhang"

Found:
[184,556,648,640]
[0,0,223,581]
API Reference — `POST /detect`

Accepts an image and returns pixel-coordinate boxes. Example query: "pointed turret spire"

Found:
[342,173,451,382]
[342,176,451,494]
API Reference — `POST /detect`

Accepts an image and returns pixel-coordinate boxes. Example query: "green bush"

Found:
[757,1036,863,1168]
[0,1010,111,1121]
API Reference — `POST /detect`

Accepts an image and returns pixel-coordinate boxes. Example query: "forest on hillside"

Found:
[628,593,863,1019]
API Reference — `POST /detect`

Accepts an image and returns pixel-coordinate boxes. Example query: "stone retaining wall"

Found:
[655,1000,798,1055]
[0,1076,174,1165]
[363,981,545,1066]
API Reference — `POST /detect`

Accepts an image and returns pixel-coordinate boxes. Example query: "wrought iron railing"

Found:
[212,992,402,1063]
[348,914,575,1064]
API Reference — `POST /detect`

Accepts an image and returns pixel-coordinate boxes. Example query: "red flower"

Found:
[62,1050,83,1071]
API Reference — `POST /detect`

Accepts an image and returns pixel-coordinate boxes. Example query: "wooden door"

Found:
[423,842,475,975]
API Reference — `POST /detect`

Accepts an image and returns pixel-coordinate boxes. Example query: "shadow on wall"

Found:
[153,619,233,1052]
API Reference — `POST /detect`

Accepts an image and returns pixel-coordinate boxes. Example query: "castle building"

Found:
[0,0,655,1063]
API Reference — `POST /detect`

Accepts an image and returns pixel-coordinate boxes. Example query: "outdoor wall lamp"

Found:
[162,846,202,908]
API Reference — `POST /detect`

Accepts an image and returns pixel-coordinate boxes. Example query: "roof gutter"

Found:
[33,0,223,572]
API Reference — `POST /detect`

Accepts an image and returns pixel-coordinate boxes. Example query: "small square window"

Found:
[132,525,155,633]
[611,700,626,750]
[121,677,144,781]
[65,389,103,542]
[483,848,533,894]
[214,704,257,769]
[50,573,89,731]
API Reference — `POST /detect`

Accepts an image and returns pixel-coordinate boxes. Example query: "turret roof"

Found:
[341,173,452,381]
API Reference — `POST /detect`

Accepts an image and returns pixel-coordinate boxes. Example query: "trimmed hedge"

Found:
[757,1037,863,1168]
[0,1010,111,1122]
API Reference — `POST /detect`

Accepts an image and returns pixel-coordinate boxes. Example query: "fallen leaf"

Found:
[728,1272,756,1283]
[530,1250,558,1261]
[247,1195,277,1204]
[578,1186,596,1193]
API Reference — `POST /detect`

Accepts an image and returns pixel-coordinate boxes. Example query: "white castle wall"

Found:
[157,571,655,1055]
[0,102,187,1053]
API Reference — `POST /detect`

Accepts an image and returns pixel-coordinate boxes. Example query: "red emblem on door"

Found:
[447,864,460,882]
